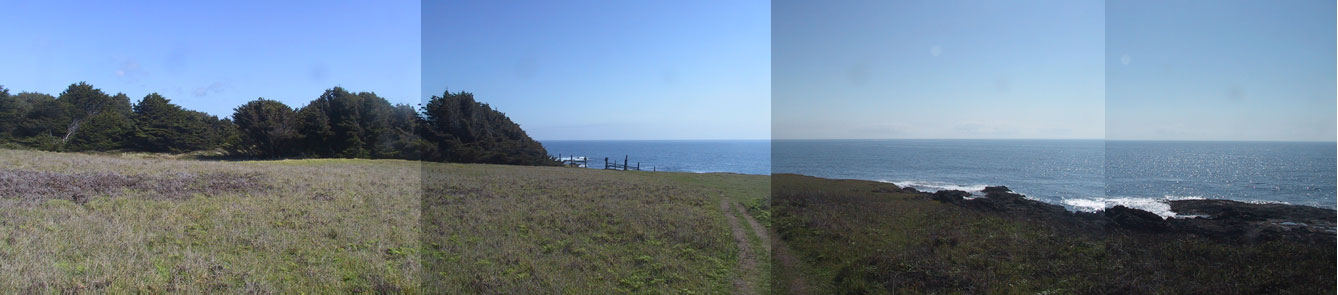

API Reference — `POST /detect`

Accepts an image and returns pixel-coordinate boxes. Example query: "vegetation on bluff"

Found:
[0,83,554,166]
[771,174,1335,294]
[419,90,554,166]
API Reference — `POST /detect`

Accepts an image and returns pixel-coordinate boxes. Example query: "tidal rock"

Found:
[1167,199,1336,243]
[1103,205,1168,231]
[931,190,971,204]
[1168,199,1332,221]
[981,186,1011,194]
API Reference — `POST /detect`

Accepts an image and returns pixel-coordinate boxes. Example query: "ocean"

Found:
[774,139,1336,216]
[541,140,771,175]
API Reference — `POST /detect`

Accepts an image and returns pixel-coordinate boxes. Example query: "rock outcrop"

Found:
[1104,205,1168,231]
[1166,199,1336,243]
[917,184,1336,243]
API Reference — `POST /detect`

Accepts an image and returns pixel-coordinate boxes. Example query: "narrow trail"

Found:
[732,202,770,253]
[720,199,757,295]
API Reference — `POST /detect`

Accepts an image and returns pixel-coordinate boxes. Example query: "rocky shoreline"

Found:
[924,185,1336,243]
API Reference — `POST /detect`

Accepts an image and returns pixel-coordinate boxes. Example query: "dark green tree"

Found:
[54,82,113,146]
[382,103,422,159]
[295,87,400,159]
[232,98,298,158]
[10,92,70,149]
[131,93,188,152]
[420,89,556,165]
[0,86,22,139]
[64,90,133,151]
[184,110,236,151]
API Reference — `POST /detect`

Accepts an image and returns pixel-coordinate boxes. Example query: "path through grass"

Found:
[0,149,771,293]
[422,165,769,294]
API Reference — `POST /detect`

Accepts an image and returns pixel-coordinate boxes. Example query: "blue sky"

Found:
[774,0,1334,142]
[3,1,1328,142]
[774,0,1106,140]
[424,1,771,140]
[0,0,420,117]
[1107,0,1335,142]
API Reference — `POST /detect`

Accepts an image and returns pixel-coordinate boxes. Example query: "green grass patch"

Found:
[422,165,769,294]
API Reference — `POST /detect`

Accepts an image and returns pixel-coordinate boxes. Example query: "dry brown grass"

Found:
[0,150,421,293]
[0,149,770,293]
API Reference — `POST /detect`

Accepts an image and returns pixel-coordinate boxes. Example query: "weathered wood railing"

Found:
[605,155,657,171]
[555,154,656,171]
[604,155,640,171]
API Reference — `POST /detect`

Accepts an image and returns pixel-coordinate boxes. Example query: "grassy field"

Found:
[0,149,422,293]
[771,174,1335,295]
[422,164,770,294]
[0,149,770,294]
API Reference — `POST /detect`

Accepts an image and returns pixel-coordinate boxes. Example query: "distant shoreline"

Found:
[780,173,1338,214]
[777,173,1337,242]
[771,138,1338,144]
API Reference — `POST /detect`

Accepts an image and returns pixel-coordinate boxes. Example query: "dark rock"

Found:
[931,190,970,204]
[965,190,1068,216]
[918,184,1336,243]
[981,186,1011,194]
[901,187,920,193]
[1168,199,1333,221]
[1103,205,1168,231]
[1167,199,1336,243]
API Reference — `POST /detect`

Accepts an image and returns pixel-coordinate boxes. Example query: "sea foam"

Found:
[1061,195,1215,218]
[883,180,988,194]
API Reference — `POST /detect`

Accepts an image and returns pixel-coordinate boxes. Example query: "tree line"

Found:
[0,82,556,166]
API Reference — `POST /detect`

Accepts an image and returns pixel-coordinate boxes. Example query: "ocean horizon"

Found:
[774,139,1337,216]
[542,138,1335,214]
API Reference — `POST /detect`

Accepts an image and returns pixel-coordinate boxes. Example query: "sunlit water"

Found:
[773,140,1335,216]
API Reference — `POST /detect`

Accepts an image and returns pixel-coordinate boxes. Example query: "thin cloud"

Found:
[115,59,147,82]
[193,82,227,97]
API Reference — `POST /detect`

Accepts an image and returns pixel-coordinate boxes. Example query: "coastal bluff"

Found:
[772,173,1335,294]
[929,186,1336,243]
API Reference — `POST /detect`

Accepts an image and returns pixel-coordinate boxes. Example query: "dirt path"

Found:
[720,199,757,295]
[732,202,770,253]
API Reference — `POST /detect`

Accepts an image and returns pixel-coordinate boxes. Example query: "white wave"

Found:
[1165,195,1291,205]
[882,180,988,193]
[1244,199,1292,205]
[1061,195,1225,219]
[1062,197,1178,218]
[1163,195,1206,201]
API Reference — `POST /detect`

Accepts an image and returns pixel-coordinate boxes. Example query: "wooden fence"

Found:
[604,155,658,171]
[555,154,656,172]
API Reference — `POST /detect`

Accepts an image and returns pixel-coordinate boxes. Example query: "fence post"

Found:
[624,155,628,171]
[605,157,609,169]
[636,162,640,171]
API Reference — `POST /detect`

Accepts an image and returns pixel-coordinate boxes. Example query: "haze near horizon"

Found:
[774,0,1105,140]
